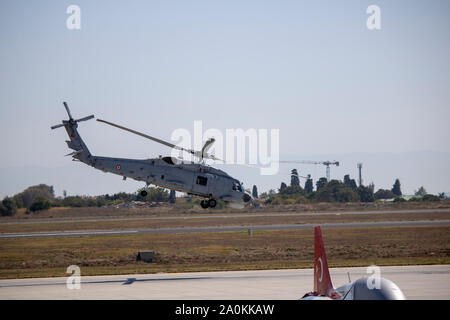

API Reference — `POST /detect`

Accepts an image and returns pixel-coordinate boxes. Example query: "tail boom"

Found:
[63,123,93,164]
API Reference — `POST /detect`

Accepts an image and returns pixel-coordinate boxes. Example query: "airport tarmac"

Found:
[1,219,449,239]
[0,265,448,300]
[2,208,448,225]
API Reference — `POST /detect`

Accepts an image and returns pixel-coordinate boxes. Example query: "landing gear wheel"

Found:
[200,200,209,209]
[140,190,148,197]
[208,199,217,208]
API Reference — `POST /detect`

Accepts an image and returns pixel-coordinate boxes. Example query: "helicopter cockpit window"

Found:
[196,176,208,186]
[232,181,243,192]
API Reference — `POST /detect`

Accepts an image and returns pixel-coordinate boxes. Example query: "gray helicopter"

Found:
[51,102,252,208]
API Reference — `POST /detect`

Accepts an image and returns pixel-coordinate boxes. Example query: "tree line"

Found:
[0,172,445,216]
[254,169,443,205]
[0,184,175,216]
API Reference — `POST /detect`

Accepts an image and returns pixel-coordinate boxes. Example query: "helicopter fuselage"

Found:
[89,155,249,204]
[54,109,251,207]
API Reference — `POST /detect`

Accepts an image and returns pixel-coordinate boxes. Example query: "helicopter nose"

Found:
[243,193,252,203]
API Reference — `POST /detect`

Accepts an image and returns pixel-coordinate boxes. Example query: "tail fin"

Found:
[314,226,336,297]
[51,102,94,165]
[63,123,92,163]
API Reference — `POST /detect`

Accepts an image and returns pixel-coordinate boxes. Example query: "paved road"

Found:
[1,208,449,225]
[0,219,449,239]
[0,265,448,299]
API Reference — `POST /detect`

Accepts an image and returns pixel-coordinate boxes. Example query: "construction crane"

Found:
[278,160,340,182]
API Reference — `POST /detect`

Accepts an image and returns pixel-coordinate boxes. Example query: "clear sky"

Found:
[1,0,449,197]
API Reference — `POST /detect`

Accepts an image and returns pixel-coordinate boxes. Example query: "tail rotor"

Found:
[51,102,94,130]
[63,101,73,121]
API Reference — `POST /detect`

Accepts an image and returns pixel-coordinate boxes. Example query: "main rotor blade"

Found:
[206,154,222,161]
[191,151,222,162]
[96,119,195,155]
[201,138,215,156]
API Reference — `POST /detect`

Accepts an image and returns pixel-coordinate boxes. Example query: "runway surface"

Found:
[0,265,448,299]
[1,219,449,239]
[1,208,448,225]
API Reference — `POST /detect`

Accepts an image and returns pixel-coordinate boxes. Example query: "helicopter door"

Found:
[192,173,212,196]
[209,175,228,199]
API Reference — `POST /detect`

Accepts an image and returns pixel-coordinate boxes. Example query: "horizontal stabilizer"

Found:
[65,149,84,157]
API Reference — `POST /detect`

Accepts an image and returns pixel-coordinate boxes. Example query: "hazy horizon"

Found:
[1,150,449,199]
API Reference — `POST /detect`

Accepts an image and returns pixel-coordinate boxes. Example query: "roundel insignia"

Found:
[317,257,324,282]
[115,164,121,170]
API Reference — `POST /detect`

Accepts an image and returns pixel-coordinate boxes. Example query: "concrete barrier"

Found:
[136,251,155,262]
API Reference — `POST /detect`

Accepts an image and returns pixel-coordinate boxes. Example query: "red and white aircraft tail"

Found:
[302,226,406,300]
[313,226,340,299]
